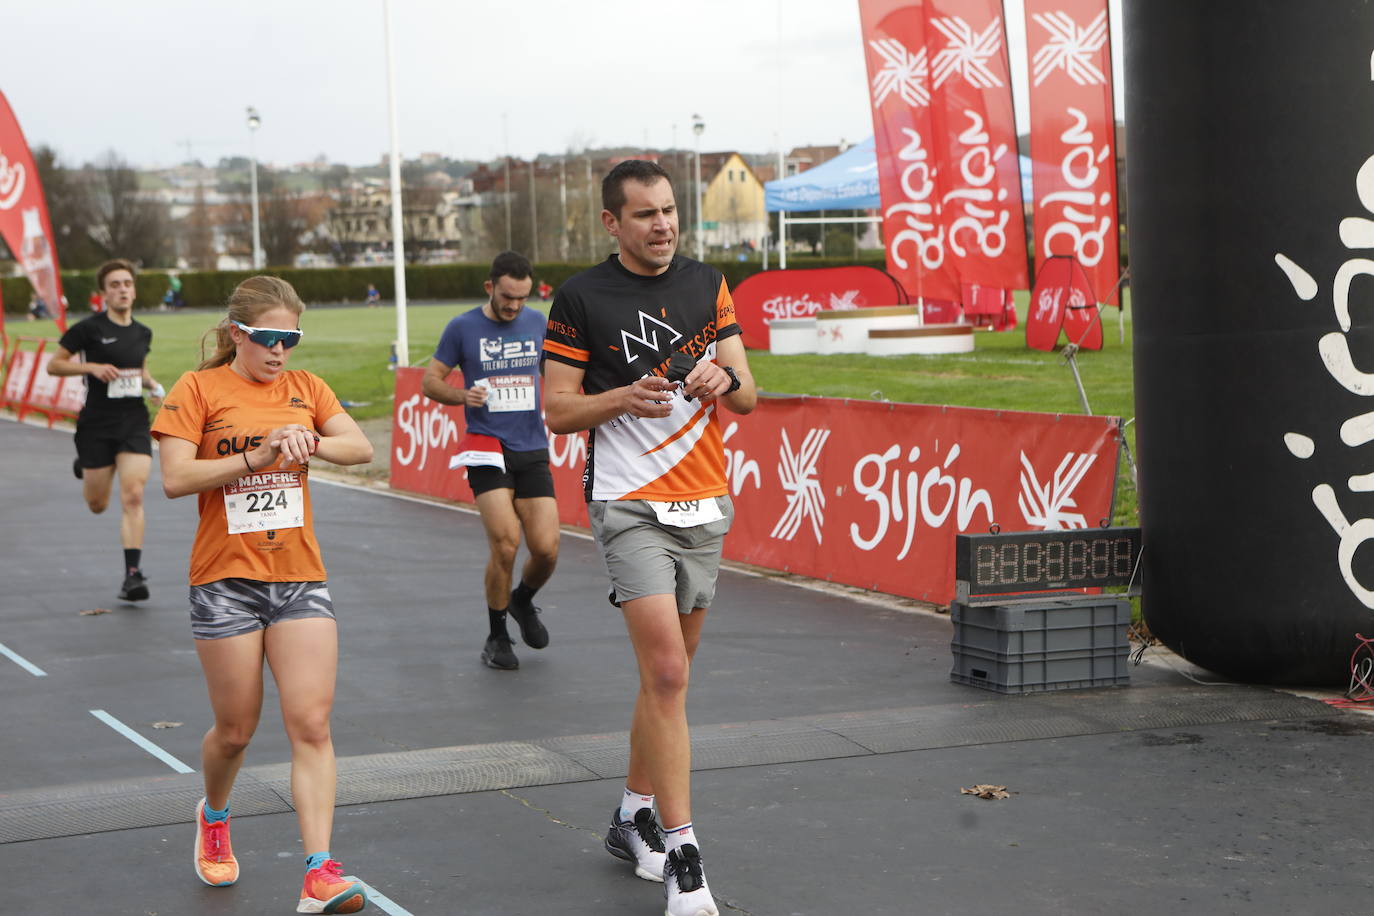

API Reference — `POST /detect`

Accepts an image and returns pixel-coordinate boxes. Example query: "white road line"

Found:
[0,642,48,676]
[352,880,416,916]
[89,709,195,774]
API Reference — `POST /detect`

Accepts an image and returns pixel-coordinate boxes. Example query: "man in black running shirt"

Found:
[544,161,757,916]
[48,259,164,602]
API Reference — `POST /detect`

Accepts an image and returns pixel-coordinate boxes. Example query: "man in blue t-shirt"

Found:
[423,251,559,671]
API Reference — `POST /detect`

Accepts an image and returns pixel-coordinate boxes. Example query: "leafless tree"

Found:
[222,168,320,267]
[29,145,105,268]
[183,184,217,270]
[84,150,169,266]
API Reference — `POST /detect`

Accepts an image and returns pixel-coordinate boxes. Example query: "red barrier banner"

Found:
[391,368,1120,605]
[2,347,35,409]
[389,368,590,528]
[732,266,908,349]
[1025,0,1120,306]
[25,350,60,411]
[926,0,1029,292]
[859,0,962,303]
[56,374,85,416]
[0,336,83,424]
[0,91,65,331]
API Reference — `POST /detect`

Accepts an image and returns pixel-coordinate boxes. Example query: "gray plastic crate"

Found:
[950,597,1130,694]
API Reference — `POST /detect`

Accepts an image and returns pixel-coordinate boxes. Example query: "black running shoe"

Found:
[480,634,519,670]
[664,844,718,916]
[73,457,83,479]
[118,571,149,602]
[605,807,666,883]
[507,590,549,649]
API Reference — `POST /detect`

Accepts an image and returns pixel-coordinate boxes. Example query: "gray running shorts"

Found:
[587,496,734,615]
[188,578,335,640]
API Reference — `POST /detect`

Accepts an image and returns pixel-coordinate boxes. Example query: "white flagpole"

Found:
[383,0,408,368]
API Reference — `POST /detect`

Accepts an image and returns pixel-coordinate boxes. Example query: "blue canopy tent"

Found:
[764,138,1038,269]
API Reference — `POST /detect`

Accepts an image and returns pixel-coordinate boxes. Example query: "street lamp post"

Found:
[246,107,262,270]
[692,114,704,262]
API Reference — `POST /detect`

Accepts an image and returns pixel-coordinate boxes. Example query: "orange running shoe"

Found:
[193,798,239,887]
[296,859,368,914]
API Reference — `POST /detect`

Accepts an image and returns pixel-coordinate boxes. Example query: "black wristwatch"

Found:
[722,366,741,394]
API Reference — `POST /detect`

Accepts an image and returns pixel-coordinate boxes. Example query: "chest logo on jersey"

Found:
[289,397,311,410]
[217,435,263,455]
[616,311,682,366]
[480,337,538,366]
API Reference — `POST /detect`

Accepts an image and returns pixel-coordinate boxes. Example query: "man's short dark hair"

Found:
[490,250,532,283]
[602,160,673,218]
[96,259,136,291]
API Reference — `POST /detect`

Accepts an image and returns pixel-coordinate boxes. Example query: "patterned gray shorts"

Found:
[188,578,335,640]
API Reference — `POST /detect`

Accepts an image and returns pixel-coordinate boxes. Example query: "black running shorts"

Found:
[75,413,152,470]
[467,447,555,499]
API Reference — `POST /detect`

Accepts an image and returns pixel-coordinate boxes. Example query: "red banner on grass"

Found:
[1027,254,1100,350]
[732,266,908,349]
[1025,0,1120,306]
[859,0,962,303]
[926,0,1028,292]
[0,91,65,330]
[860,0,1028,306]
[390,369,1121,605]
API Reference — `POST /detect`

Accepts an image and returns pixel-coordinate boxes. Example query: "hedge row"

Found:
[2,256,889,317]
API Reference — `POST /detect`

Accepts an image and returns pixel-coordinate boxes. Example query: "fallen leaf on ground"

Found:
[79,608,112,616]
[961,784,1010,800]
[150,721,183,729]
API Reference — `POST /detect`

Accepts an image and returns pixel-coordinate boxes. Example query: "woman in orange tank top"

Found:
[151,276,375,914]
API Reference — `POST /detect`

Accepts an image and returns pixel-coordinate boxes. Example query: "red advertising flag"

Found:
[0,91,65,330]
[925,0,1030,291]
[1025,0,1120,306]
[859,0,962,303]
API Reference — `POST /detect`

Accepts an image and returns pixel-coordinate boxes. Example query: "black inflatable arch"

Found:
[1128,0,1374,684]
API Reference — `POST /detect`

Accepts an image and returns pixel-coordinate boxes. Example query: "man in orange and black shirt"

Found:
[544,160,756,916]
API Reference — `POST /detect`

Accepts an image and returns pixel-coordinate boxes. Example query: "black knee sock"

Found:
[512,581,538,606]
[488,607,509,638]
[124,549,142,575]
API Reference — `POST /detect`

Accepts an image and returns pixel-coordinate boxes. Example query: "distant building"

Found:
[785,143,845,176]
[698,152,768,252]
[325,185,474,263]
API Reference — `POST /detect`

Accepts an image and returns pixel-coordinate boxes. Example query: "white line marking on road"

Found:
[89,709,195,774]
[351,879,416,916]
[0,642,48,676]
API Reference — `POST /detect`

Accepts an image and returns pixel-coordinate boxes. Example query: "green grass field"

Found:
[21,292,1139,524]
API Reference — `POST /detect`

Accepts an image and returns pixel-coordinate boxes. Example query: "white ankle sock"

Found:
[620,787,655,822]
[663,821,697,854]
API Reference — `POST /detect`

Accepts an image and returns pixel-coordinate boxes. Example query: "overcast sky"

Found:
[2,0,1124,170]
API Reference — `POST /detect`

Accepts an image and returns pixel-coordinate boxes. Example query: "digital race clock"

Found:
[954,527,1143,598]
